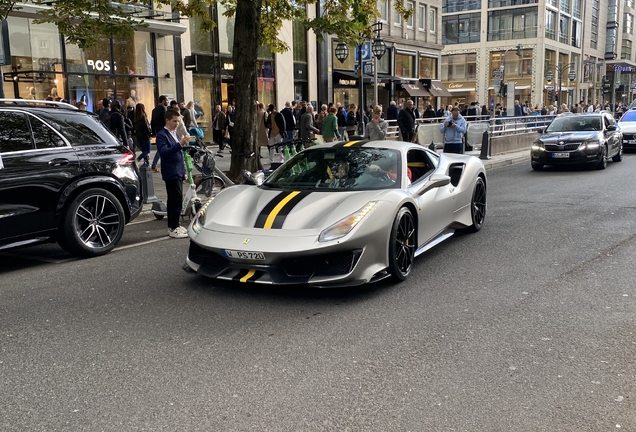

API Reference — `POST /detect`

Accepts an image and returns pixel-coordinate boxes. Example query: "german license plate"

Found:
[223,249,266,260]
[626,140,636,144]
[552,152,570,158]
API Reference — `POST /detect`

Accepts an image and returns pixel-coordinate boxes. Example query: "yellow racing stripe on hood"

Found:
[264,191,301,229]
[343,140,360,147]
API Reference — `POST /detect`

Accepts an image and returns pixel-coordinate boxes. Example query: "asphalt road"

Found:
[1,156,635,431]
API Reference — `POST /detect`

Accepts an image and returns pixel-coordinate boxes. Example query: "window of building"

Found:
[488,0,539,6]
[394,2,402,26]
[292,19,307,62]
[545,10,557,40]
[487,7,538,41]
[441,53,476,80]
[430,8,437,32]
[626,0,635,8]
[396,52,416,78]
[624,13,634,34]
[622,39,632,60]
[443,13,481,44]
[378,0,389,21]
[559,16,570,44]
[190,10,213,53]
[572,0,582,18]
[605,27,617,58]
[419,56,437,78]
[591,0,599,48]
[560,0,570,14]
[218,1,235,56]
[418,5,426,31]
[443,0,481,13]
[407,2,414,28]
[571,20,581,47]
[608,0,618,23]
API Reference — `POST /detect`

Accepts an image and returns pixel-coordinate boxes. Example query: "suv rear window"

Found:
[0,111,33,152]
[39,111,118,145]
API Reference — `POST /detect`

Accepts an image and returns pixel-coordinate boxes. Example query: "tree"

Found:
[221,0,412,180]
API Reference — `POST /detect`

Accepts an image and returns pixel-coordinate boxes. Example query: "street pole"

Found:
[374,55,378,109]
[358,43,364,136]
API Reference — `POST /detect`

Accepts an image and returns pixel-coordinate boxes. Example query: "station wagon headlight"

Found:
[191,199,213,234]
[531,141,545,152]
[319,201,378,242]
[581,140,600,150]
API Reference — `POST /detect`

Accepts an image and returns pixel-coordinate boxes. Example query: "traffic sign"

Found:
[354,42,372,62]
[354,62,374,75]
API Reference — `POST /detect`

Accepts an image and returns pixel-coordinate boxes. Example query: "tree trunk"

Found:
[229,0,262,181]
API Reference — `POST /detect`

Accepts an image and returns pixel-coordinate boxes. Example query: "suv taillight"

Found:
[119,150,135,165]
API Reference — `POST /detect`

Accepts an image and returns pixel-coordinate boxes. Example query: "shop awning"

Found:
[426,80,452,97]
[402,82,432,97]
[448,87,476,93]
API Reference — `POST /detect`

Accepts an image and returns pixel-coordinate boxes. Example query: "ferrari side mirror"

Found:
[417,174,451,196]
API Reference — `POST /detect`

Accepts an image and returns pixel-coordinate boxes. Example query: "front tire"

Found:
[59,188,125,257]
[531,162,544,171]
[466,177,486,232]
[612,144,623,162]
[388,207,416,281]
[595,145,608,170]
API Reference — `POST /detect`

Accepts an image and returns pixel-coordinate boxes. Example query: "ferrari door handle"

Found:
[48,158,69,167]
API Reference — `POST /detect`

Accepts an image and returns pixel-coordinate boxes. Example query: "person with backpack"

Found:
[109,100,131,150]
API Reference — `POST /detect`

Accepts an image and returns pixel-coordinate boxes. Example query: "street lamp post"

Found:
[545,63,576,111]
[334,22,385,136]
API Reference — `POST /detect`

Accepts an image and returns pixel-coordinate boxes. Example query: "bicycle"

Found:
[189,141,233,201]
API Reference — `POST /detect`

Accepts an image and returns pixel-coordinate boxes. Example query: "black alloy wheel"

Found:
[59,188,125,257]
[466,177,486,232]
[389,207,416,281]
[595,145,608,170]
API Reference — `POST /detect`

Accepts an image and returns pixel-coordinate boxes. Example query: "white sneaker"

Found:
[168,226,188,238]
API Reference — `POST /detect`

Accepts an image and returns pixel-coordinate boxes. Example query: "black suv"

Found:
[530,112,623,170]
[0,100,142,256]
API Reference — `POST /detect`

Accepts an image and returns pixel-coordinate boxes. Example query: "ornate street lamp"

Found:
[371,37,386,59]
[335,42,349,64]
[546,70,553,83]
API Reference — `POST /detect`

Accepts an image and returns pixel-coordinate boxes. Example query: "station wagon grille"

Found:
[545,143,580,151]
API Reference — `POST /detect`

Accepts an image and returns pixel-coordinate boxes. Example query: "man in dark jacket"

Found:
[423,103,436,119]
[265,104,287,145]
[397,100,416,143]
[156,109,190,239]
[387,101,399,120]
[280,101,296,141]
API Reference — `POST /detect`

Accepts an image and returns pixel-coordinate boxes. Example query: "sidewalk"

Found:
[141,143,529,212]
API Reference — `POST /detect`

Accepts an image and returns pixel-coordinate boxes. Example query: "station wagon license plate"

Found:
[625,139,636,144]
[223,249,266,260]
[551,152,570,158]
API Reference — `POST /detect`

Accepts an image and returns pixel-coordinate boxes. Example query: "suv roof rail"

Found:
[0,98,78,110]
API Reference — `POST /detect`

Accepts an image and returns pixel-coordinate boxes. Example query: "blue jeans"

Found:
[151,149,161,168]
[283,130,296,142]
[443,142,463,154]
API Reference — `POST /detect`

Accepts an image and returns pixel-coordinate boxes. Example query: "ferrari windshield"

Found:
[263,147,402,191]
[545,116,602,133]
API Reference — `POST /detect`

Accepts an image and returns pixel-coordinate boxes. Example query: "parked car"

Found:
[530,112,623,171]
[0,99,142,256]
[186,140,487,287]
[618,109,636,150]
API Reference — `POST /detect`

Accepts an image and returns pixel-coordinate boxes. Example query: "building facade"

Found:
[440,0,636,111]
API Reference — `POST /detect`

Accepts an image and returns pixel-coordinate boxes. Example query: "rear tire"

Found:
[531,162,544,171]
[59,188,125,257]
[466,177,486,233]
[388,207,416,281]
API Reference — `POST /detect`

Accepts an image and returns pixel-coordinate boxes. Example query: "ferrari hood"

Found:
[203,185,386,232]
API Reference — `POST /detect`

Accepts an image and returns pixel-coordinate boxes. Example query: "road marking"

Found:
[114,236,171,251]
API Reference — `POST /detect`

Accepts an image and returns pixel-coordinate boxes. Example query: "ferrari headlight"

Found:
[191,198,213,234]
[582,140,600,150]
[318,201,377,243]
[531,141,545,151]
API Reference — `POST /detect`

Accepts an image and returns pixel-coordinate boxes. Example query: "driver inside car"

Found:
[367,161,411,183]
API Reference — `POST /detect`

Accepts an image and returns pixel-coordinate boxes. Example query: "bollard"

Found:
[428,140,436,151]
[140,164,161,204]
[479,130,491,160]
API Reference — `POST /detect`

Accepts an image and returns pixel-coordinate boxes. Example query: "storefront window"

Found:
[7,17,62,72]
[441,53,476,80]
[419,56,437,78]
[193,76,214,142]
[395,53,416,77]
[190,11,213,53]
[218,2,235,56]
[257,60,275,105]
[66,37,112,75]
[113,32,155,77]
[66,75,115,112]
